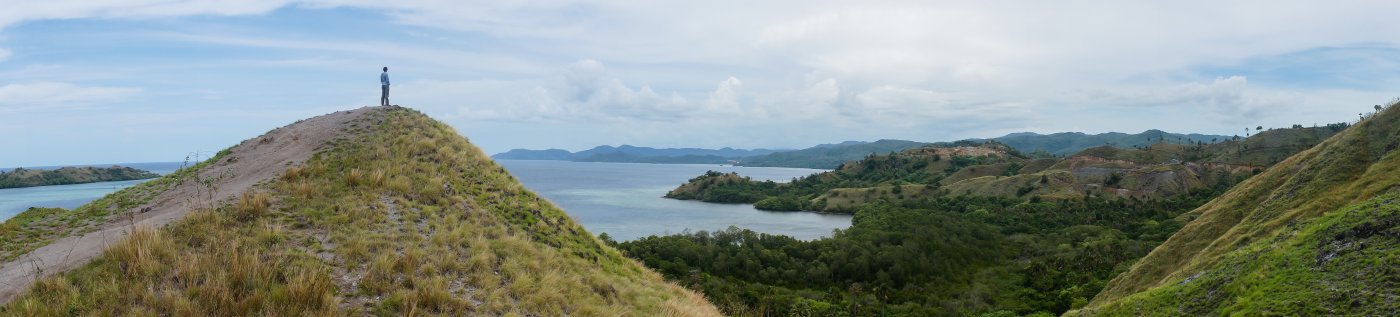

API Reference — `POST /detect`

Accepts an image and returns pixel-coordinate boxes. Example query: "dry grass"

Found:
[234,191,270,220]
[1,107,720,316]
[345,168,365,187]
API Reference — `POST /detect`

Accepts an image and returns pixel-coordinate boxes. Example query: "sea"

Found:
[0,162,187,220]
[0,160,851,241]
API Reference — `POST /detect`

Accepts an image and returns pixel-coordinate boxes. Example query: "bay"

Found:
[497,160,851,241]
[0,162,185,220]
[1,160,852,242]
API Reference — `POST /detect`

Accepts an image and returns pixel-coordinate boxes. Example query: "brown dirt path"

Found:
[0,106,384,303]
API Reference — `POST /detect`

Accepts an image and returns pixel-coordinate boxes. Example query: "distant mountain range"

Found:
[493,130,1234,169]
[979,129,1229,155]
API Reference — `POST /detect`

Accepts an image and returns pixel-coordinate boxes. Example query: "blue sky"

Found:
[2,1,1398,167]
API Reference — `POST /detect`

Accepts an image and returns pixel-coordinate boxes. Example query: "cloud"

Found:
[0,82,141,113]
[702,77,743,116]
[0,1,289,29]
[1081,76,1297,120]
[2,1,1399,162]
[447,59,750,122]
[0,48,9,62]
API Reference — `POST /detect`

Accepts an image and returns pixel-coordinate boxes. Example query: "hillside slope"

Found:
[666,125,1336,213]
[0,106,718,316]
[1073,104,1400,315]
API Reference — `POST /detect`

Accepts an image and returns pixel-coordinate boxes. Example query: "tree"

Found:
[1105,172,1123,187]
[598,232,617,246]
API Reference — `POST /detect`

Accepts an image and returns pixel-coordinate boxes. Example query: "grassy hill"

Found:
[1071,104,1400,315]
[0,166,159,189]
[1,107,718,316]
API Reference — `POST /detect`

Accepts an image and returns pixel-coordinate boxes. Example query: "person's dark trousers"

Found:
[381,85,390,106]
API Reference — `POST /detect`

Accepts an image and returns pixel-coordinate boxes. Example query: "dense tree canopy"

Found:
[621,183,1232,316]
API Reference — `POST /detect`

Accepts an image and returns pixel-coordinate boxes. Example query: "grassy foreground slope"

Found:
[2,107,718,316]
[1073,104,1400,315]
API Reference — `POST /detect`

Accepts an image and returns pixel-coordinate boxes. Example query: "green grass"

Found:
[1,107,719,316]
[0,150,230,262]
[1071,192,1399,316]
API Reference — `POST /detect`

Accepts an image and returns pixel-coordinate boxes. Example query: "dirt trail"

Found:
[0,106,383,303]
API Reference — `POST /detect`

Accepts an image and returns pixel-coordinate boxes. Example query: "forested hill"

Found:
[1071,103,1400,316]
[626,110,1367,316]
[666,124,1342,213]
[0,166,159,189]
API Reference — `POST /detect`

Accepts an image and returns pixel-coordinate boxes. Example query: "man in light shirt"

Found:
[380,67,391,106]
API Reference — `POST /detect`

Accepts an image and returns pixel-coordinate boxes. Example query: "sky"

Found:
[2,1,1398,167]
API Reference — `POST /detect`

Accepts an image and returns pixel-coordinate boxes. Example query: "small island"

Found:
[0,166,161,189]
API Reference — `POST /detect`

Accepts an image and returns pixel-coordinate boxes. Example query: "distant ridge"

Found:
[497,130,1233,169]
[0,165,159,189]
[976,129,1230,156]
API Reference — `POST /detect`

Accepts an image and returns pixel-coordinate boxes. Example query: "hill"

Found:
[666,125,1339,213]
[493,145,782,164]
[0,166,159,189]
[1072,104,1400,315]
[0,106,718,315]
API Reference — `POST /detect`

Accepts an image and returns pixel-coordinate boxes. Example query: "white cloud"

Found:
[447,60,756,122]
[0,82,141,113]
[702,77,743,116]
[0,48,9,62]
[0,1,289,28]
[1079,76,1298,121]
[2,1,1399,160]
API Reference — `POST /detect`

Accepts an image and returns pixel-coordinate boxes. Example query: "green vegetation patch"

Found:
[1073,193,1400,316]
[621,188,1225,316]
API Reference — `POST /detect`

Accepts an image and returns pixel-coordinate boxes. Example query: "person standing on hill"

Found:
[380,67,391,106]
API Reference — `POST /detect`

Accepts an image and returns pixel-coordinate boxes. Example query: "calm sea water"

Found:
[497,160,850,241]
[0,162,186,220]
[0,160,851,241]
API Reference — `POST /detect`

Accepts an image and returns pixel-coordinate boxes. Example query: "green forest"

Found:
[618,180,1237,316]
[632,121,1360,315]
